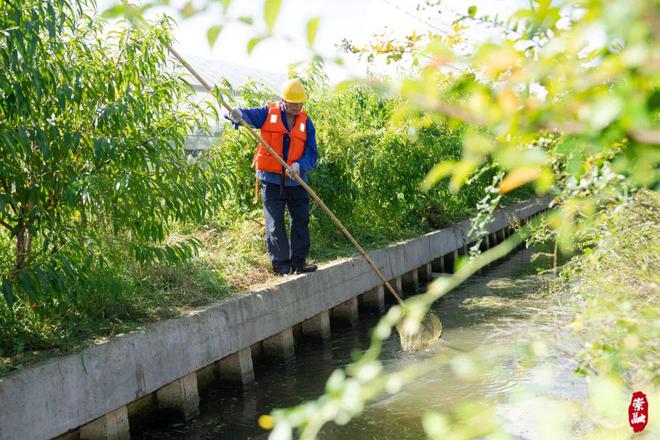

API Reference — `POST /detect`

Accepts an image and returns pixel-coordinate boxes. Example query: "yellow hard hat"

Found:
[281,79,307,103]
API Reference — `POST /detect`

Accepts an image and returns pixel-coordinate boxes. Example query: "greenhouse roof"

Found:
[180,54,286,95]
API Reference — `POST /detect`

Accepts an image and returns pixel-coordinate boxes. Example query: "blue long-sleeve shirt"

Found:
[229,104,318,186]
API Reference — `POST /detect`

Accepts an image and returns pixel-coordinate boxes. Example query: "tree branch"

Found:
[0,218,12,231]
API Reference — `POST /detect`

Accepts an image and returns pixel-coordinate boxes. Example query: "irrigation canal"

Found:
[137,247,586,439]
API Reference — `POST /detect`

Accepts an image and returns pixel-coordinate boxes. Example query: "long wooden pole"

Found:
[168,46,403,305]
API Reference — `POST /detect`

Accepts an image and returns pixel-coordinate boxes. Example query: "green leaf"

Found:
[263,0,281,32]
[421,161,456,191]
[462,129,494,157]
[207,25,223,48]
[2,278,14,308]
[35,268,50,291]
[238,16,254,25]
[537,0,552,11]
[247,36,264,54]
[181,1,196,18]
[219,0,232,12]
[306,16,320,47]
[18,272,36,299]
[101,5,125,18]
[333,79,361,93]
[468,5,477,17]
[449,160,478,192]
[587,97,622,130]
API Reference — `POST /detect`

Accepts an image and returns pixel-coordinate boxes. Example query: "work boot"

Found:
[272,263,291,276]
[292,259,317,274]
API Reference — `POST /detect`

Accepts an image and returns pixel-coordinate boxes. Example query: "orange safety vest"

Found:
[255,102,308,174]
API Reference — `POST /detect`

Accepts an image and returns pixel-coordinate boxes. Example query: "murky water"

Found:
[138,249,586,439]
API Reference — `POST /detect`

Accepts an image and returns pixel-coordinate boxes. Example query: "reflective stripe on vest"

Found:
[256,103,308,174]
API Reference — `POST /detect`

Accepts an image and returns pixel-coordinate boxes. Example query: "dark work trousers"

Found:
[261,182,311,269]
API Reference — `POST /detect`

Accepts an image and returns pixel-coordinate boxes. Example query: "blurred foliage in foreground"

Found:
[263,190,659,440]
[253,0,659,438]
[560,189,659,389]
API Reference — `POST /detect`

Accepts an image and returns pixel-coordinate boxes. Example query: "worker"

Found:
[227,79,318,276]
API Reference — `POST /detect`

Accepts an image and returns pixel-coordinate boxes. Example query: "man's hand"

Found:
[286,162,301,178]
[227,108,243,123]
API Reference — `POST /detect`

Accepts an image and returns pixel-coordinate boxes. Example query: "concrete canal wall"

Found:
[0,197,551,440]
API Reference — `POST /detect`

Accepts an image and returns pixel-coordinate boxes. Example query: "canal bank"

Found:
[0,198,550,440]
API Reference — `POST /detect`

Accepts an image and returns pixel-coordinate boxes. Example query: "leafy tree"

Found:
[0,0,225,306]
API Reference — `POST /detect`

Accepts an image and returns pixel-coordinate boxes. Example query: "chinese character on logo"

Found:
[628,391,649,433]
